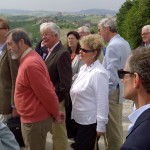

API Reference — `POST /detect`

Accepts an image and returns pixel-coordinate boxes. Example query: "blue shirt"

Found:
[0,43,6,56]
[102,34,131,103]
[128,103,150,134]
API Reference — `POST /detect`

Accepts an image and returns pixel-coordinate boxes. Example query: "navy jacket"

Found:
[120,108,150,150]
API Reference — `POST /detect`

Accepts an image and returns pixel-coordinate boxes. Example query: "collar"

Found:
[109,34,120,43]
[84,60,99,72]
[20,47,32,61]
[48,41,60,52]
[128,103,150,127]
[145,43,150,47]
[0,43,6,56]
[45,41,60,60]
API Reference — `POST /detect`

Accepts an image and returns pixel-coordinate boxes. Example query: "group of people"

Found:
[0,14,150,150]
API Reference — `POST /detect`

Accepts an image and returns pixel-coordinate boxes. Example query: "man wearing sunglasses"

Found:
[119,46,150,150]
[98,17,131,150]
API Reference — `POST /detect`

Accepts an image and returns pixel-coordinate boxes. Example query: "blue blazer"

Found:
[120,108,150,150]
[102,34,131,103]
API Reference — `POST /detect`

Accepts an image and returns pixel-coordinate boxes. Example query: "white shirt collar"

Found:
[45,41,60,60]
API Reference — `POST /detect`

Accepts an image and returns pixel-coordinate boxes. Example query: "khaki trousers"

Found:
[21,117,52,150]
[50,101,68,150]
[106,88,123,150]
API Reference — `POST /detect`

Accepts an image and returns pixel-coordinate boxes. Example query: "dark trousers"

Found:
[74,121,97,150]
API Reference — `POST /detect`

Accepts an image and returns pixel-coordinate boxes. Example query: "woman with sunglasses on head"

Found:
[70,34,109,150]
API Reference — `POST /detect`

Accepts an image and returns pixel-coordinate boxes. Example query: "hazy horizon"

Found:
[0,0,126,12]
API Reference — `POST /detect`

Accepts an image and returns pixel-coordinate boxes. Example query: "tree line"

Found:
[117,0,150,49]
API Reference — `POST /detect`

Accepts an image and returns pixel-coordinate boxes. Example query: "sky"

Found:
[0,0,126,12]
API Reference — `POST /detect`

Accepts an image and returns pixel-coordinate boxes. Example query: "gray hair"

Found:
[128,46,150,94]
[6,28,32,47]
[40,22,61,38]
[78,26,90,33]
[142,25,150,32]
[98,17,117,33]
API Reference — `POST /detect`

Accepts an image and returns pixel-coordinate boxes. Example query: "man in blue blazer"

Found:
[98,18,131,150]
[119,46,150,149]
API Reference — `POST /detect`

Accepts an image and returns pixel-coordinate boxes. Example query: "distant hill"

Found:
[78,9,116,16]
[0,8,117,16]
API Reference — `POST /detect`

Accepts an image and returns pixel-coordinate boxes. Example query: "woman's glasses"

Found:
[80,48,96,53]
[118,69,134,79]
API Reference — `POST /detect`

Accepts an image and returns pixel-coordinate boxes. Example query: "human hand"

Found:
[12,108,19,118]
[97,131,105,137]
[54,111,65,124]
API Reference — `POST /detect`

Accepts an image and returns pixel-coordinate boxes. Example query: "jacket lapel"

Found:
[126,108,150,138]
[45,42,61,63]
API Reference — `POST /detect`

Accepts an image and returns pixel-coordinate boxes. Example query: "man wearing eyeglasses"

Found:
[77,26,90,39]
[119,46,150,150]
[98,17,131,150]
[39,22,72,150]
[0,17,19,122]
[141,25,150,47]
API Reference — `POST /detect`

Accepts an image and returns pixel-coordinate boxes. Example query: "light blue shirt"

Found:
[0,43,6,56]
[128,103,150,134]
[102,34,131,103]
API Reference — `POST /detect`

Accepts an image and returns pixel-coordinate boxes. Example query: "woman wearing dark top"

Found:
[66,31,83,145]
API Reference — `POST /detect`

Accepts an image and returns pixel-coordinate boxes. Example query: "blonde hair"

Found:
[80,34,103,59]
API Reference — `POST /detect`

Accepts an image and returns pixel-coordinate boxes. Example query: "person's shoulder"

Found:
[94,61,109,77]
[22,50,42,64]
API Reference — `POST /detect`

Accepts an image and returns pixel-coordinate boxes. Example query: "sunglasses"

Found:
[118,69,134,79]
[80,48,96,53]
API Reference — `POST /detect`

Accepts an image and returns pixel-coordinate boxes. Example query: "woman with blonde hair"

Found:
[70,34,109,150]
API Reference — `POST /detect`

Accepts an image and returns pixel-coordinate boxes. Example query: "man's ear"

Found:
[133,73,141,88]
[19,39,24,45]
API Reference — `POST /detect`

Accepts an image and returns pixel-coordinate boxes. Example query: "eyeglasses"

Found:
[0,27,6,30]
[118,69,134,79]
[141,32,150,36]
[41,32,53,37]
[80,48,96,53]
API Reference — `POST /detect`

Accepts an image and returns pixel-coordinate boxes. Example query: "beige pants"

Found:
[50,101,68,150]
[21,117,52,150]
[106,88,123,150]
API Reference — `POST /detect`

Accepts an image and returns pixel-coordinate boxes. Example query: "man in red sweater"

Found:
[6,28,64,150]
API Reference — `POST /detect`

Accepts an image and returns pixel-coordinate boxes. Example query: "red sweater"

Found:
[15,51,59,123]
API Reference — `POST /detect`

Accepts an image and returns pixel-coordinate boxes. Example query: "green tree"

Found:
[117,0,150,49]
[116,0,134,35]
